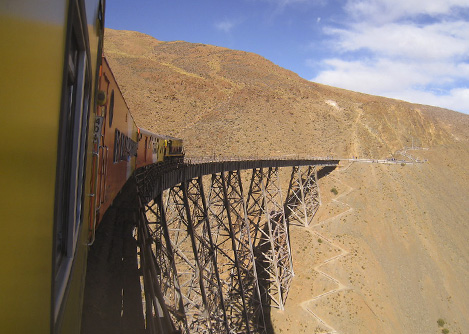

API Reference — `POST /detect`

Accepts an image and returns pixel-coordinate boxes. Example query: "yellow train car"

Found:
[165,136,185,160]
[0,0,105,332]
[137,129,185,167]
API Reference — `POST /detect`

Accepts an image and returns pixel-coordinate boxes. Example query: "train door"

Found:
[151,137,158,163]
[94,72,111,222]
[157,139,165,162]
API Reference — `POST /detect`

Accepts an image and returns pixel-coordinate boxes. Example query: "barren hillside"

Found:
[103,29,469,334]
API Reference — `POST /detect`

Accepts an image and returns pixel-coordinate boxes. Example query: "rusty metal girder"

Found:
[206,171,266,334]
[162,185,213,333]
[137,196,175,334]
[136,159,338,203]
[143,195,188,333]
[245,167,294,310]
[182,177,230,334]
[285,165,321,227]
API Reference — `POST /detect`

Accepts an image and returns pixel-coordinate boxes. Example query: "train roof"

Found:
[138,127,182,141]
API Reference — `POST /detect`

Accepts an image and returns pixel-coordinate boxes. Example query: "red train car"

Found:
[90,57,184,237]
[90,57,139,233]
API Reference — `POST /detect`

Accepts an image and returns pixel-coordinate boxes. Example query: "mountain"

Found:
[103,28,469,334]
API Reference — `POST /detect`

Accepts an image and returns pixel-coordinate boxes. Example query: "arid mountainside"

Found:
[277,144,469,334]
[104,29,468,159]
[103,29,469,334]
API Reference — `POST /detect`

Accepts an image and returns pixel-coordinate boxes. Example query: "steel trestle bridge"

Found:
[134,157,339,334]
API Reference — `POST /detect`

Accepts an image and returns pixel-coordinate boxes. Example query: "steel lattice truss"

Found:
[245,167,294,310]
[145,196,189,332]
[183,178,229,333]
[285,165,321,227]
[136,164,323,334]
[164,185,214,333]
[206,171,266,334]
[136,197,178,334]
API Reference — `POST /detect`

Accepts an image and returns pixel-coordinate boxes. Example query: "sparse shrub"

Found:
[401,163,406,166]
[331,187,338,195]
[442,329,449,334]
[437,319,446,327]
[318,238,323,244]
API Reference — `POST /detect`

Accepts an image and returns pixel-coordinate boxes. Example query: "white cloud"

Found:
[215,19,238,33]
[314,58,469,112]
[311,0,469,113]
[386,87,469,113]
[326,21,469,61]
[314,58,428,92]
[345,0,469,22]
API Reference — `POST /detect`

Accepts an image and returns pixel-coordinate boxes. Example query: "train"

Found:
[0,1,183,333]
[93,57,184,234]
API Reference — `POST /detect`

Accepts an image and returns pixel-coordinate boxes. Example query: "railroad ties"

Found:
[134,158,338,334]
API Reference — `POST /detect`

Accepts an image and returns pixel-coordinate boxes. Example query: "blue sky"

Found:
[106,0,469,114]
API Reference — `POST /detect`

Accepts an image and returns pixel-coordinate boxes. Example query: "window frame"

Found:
[52,0,93,325]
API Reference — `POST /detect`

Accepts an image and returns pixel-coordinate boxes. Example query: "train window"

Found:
[109,89,114,127]
[53,0,92,323]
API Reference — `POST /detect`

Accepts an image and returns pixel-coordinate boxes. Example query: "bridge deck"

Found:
[137,157,340,201]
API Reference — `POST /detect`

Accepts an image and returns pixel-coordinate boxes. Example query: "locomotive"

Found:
[0,0,183,333]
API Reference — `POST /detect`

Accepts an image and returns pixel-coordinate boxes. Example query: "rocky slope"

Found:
[103,28,469,334]
[274,144,469,334]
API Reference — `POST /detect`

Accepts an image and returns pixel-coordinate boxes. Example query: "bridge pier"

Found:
[246,167,293,311]
[210,171,266,334]
[148,193,189,332]
[137,196,176,334]
[285,165,321,228]
[182,177,229,333]
[163,184,216,333]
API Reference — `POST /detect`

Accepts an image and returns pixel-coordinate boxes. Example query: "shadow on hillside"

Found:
[254,219,278,334]
[317,165,338,179]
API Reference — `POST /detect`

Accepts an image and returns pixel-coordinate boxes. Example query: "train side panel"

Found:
[137,130,156,166]
[136,128,165,167]
[58,0,104,332]
[0,2,68,332]
[0,0,104,332]
[94,57,138,226]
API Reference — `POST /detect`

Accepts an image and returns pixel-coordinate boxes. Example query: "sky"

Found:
[106,0,469,114]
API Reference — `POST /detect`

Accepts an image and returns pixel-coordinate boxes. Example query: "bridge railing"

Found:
[184,153,427,166]
[184,155,338,165]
